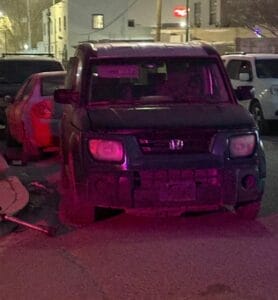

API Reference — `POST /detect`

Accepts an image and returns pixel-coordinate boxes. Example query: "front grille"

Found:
[137,129,216,154]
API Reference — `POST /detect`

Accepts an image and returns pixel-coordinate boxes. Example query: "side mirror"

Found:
[4,95,15,104]
[234,85,254,101]
[239,72,250,81]
[54,89,80,104]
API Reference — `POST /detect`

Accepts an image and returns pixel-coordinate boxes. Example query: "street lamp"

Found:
[47,9,51,55]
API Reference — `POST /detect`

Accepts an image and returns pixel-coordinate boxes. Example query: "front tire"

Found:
[58,151,95,225]
[6,124,19,147]
[22,135,41,162]
[234,201,261,220]
[250,102,269,135]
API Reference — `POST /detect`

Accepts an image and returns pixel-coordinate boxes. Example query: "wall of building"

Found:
[42,0,68,62]
[43,0,208,60]
[66,0,194,55]
[235,37,278,53]
[41,0,276,62]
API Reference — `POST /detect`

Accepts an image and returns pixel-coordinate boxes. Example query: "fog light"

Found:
[241,175,256,190]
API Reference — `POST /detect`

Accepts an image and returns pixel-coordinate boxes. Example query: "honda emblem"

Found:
[169,139,184,151]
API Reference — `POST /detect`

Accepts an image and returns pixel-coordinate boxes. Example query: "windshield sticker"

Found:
[97,65,139,78]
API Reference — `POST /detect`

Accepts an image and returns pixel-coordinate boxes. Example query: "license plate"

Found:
[159,181,196,202]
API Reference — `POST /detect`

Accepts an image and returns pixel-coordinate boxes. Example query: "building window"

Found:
[209,0,217,25]
[63,16,66,31]
[59,17,61,32]
[194,2,201,27]
[128,19,135,27]
[92,14,104,29]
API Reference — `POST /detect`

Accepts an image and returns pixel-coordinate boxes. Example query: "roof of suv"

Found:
[78,42,219,58]
[0,54,60,62]
[222,53,278,59]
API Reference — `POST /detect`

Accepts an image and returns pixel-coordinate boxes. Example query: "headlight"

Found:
[270,85,278,95]
[229,134,256,158]
[88,139,124,162]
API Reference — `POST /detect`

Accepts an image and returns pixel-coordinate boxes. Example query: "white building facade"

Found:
[41,0,231,62]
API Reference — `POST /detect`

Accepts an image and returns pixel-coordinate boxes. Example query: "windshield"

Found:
[89,58,230,104]
[0,60,63,84]
[255,59,278,78]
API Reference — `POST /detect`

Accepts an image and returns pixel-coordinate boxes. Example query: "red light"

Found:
[173,6,189,17]
[33,101,52,119]
[88,139,124,162]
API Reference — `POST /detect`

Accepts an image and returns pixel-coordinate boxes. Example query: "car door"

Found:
[9,78,35,142]
[60,57,80,160]
[226,59,253,110]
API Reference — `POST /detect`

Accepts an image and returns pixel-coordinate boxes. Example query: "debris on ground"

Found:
[28,181,55,194]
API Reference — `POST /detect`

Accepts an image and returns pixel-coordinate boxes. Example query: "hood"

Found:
[87,103,255,130]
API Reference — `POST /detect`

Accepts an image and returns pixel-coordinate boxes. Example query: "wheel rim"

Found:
[251,105,263,129]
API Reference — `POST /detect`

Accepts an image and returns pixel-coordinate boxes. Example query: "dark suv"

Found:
[54,42,266,224]
[0,54,64,127]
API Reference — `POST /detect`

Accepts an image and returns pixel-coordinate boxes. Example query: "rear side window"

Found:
[41,75,65,96]
[226,59,252,80]
[255,59,278,78]
[0,60,63,84]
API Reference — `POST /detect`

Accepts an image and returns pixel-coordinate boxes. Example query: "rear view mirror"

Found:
[234,85,254,101]
[54,89,79,104]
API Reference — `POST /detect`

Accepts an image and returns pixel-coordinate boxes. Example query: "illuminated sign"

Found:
[173,6,188,17]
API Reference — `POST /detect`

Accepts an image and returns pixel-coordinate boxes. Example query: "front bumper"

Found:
[83,165,265,210]
[74,129,266,212]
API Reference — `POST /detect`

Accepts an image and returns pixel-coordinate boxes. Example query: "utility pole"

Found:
[185,0,190,42]
[47,9,51,55]
[155,0,162,42]
[26,0,32,49]
[4,30,7,53]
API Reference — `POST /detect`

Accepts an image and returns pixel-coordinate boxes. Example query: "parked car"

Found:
[0,53,64,129]
[5,71,66,162]
[222,52,278,134]
[54,42,266,224]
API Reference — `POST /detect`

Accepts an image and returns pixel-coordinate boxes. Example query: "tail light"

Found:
[88,139,124,162]
[229,134,256,158]
[33,101,52,119]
